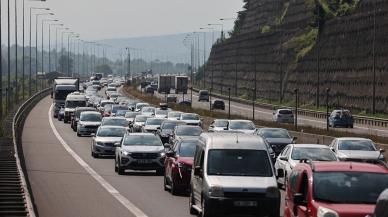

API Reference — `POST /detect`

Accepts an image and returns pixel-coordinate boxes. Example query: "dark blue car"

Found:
[329,109,354,128]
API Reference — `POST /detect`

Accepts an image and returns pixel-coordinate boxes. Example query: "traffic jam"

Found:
[51,75,388,217]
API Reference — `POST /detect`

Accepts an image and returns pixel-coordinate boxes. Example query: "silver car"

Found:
[91,126,127,158]
[114,133,166,175]
[77,111,102,137]
[228,120,256,134]
[329,137,385,162]
[142,118,164,133]
[131,115,150,132]
[208,119,228,132]
[272,109,294,124]
[141,106,156,116]
[167,111,183,120]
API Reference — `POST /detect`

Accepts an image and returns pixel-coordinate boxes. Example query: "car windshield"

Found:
[76,109,94,118]
[135,116,148,122]
[80,113,102,122]
[169,112,182,118]
[279,110,293,115]
[104,104,112,112]
[112,106,128,113]
[161,122,179,130]
[339,140,376,151]
[156,110,168,115]
[261,129,290,138]
[176,127,202,136]
[102,119,128,127]
[66,100,86,108]
[291,148,337,161]
[313,172,388,204]
[97,128,126,137]
[125,112,140,118]
[181,114,199,120]
[146,119,163,126]
[142,107,155,113]
[207,150,272,177]
[179,141,197,157]
[214,120,228,128]
[116,110,127,117]
[101,101,114,107]
[123,135,162,146]
[229,121,255,130]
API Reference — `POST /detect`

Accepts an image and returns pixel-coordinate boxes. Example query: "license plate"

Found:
[137,159,152,164]
[233,201,257,207]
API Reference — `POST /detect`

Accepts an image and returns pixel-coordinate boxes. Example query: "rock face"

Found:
[204,0,388,113]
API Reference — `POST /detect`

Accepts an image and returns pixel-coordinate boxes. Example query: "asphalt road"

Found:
[22,95,286,217]
[152,90,388,138]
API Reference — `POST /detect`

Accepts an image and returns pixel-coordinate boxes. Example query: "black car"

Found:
[179,100,192,107]
[157,120,186,144]
[211,100,225,110]
[145,85,155,94]
[256,128,296,156]
[167,96,177,103]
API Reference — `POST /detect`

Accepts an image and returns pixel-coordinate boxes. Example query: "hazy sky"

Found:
[33,0,244,40]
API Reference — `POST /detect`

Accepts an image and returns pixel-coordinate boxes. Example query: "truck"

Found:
[52,77,79,118]
[63,92,87,123]
[158,75,175,94]
[174,76,188,94]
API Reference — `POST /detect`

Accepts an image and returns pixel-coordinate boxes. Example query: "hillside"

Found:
[204,0,388,113]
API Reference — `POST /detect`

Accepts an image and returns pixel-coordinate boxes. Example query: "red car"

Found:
[163,137,198,195]
[283,160,388,217]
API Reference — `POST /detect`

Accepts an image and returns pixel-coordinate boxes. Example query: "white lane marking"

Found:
[48,104,148,217]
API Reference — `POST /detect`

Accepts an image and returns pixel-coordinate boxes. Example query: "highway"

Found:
[22,95,286,217]
[152,90,388,138]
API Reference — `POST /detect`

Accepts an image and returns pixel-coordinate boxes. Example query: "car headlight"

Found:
[317,207,339,217]
[122,151,131,156]
[159,152,166,157]
[209,186,224,197]
[266,187,280,198]
[96,142,104,147]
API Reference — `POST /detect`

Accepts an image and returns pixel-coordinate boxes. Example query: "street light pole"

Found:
[15,0,18,103]
[7,0,11,111]
[42,19,58,89]
[326,88,331,131]
[49,24,63,74]
[294,88,299,131]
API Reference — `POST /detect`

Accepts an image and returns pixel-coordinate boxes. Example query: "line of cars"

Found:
[53,80,388,217]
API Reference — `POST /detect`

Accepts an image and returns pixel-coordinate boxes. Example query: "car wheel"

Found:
[72,125,76,132]
[77,132,81,137]
[189,190,197,215]
[118,161,125,175]
[201,198,211,217]
[156,168,164,176]
[114,159,118,172]
[163,175,169,191]
[350,124,354,128]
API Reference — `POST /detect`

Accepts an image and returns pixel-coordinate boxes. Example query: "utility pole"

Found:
[316,5,321,108]
[372,0,377,114]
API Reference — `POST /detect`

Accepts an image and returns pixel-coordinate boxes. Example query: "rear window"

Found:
[123,135,162,146]
[279,110,293,115]
[179,141,198,157]
[338,140,376,151]
[176,126,202,136]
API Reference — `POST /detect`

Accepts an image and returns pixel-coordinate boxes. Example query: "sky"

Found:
[30,0,244,40]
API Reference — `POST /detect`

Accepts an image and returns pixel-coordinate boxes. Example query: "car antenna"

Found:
[236,133,239,143]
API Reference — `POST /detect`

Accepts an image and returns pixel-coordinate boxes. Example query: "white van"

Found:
[64,92,87,123]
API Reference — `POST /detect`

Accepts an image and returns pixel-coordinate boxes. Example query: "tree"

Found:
[58,55,74,75]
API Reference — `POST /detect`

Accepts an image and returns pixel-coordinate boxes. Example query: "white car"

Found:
[154,108,169,119]
[179,113,202,126]
[208,119,229,132]
[167,111,182,120]
[131,115,150,132]
[135,103,150,112]
[124,112,140,124]
[142,118,164,133]
[77,111,102,136]
[141,106,156,116]
[227,120,256,134]
[274,144,338,188]
[272,109,294,124]
[329,137,385,162]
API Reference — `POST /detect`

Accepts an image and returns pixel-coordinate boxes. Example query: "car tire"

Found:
[201,198,212,217]
[350,124,354,128]
[114,159,118,172]
[118,161,125,175]
[163,176,168,191]
[77,132,81,137]
[156,168,164,176]
[189,191,197,215]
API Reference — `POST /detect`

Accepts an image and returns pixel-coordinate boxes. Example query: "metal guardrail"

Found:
[0,88,50,217]
[192,88,388,128]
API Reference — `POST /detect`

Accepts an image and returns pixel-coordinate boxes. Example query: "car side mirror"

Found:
[380,149,386,153]
[277,169,284,178]
[293,193,305,206]
[293,137,298,142]
[157,127,161,130]
[209,125,214,128]
[163,143,171,148]
[280,156,288,161]
[194,166,203,177]
[330,147,335,152]
[114,142,121,147]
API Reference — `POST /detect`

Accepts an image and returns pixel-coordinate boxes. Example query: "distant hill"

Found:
[98,32,221,63]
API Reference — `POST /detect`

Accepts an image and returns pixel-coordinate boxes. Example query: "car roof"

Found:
[291,144,330,149]
[229,119,253,123]
[102,117,126,120]
[76,107,95,111]
[146,118,164,121]
[80,111,101,115]
[310,162,388,173]
[176,136,200,142]
[98,126,126,129]
[176,125,201,129]
[127,133,156,136]
[200,133,267,150]
[336,137,372,141]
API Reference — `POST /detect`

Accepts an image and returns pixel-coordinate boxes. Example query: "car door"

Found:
[193,147,205,205]
[294,171,310,217]
[276,146,290,176]
[165,141,179,183]
[285,170,301,217]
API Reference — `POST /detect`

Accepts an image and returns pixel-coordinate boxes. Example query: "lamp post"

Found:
[55,27,68,71]
[42,19,58,89]
[49,23,63,73]
[208,23,224,41]
[294,88,299,131]
[61,31,73,74]
[228,87,231,119]
[219,18,237,40]
[326,88,331,131]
